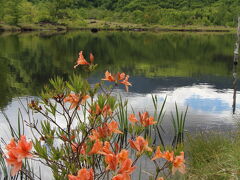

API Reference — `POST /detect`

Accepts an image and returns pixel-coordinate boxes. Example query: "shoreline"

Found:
[0,22,235,33]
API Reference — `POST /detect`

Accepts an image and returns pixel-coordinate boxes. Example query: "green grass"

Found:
[185,131,240,179]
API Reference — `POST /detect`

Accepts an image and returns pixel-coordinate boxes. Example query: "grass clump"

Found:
[185,131,240,179]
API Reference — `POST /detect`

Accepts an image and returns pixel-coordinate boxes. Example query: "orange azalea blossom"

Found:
[172,152,186,174]
[6,139,17,151]
[102,71,132,92]
[102,104,113,118]
[89,121,122,141]
[88,140,103,155]
[14,135,32,160]
[102,71,115,82]
[115,142,120,154]
[88,124,110,141]
[89,104,112,118]
[117,149,129,163]
[118,158,136,179]
[105,154,119,171]
[71,143,86,155]
[128,114,138,124]
[88,129,105,141]
[117,72,126,81]
[163,151,174,162]
[74,51,91,68]
[68,168,94,180]
[64,94,80,109]
[151,146,164,161]
[139,112,156,127]
[5,135,32,176]
[98,141,113,155]
[112,173,131,180]
[89,53,94,64]
[120,75,132,92]
[107,121,123,134]
[64,94,89,110]
[5,150,23,176]
[129,136,152,153]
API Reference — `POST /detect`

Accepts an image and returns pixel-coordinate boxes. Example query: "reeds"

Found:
[151,95,167,148]
[171,103,188,146]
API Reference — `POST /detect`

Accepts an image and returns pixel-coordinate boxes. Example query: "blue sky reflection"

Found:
[185,95,231,113]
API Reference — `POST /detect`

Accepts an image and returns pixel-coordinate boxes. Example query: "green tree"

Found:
[3,0,20,25]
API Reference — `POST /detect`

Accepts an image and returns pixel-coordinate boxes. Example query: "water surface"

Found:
[1,30,239,179]
[0,31,239,136]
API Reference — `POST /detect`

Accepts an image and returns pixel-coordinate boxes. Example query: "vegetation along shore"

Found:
[0,0,238,33]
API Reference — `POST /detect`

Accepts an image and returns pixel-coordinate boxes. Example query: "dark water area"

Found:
[0,31,239,138]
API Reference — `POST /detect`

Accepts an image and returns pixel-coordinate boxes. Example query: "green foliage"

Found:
[0,0,240,27]
[171,103,188,145]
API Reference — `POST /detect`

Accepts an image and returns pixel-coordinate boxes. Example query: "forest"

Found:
[0,0,240,28]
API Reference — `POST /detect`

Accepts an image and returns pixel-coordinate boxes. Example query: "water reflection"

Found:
[0,31,238,131]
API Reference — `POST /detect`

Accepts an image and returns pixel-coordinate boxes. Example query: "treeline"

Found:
[0,0,240,27]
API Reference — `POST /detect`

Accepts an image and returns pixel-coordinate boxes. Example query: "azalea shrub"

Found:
[2,51,186,180]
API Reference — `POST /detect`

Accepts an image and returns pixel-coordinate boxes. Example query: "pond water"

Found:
[0,30,239,179]
[0,31,239,133]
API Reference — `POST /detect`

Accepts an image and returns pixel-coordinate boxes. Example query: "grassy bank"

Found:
[185,130,240,179]
[0,20,235,33]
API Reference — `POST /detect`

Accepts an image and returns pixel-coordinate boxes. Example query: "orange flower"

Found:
[64,94,89,110]
[15,135,32,160]
[88,129,103,141]
[102,71,132,92]
[129,136,152,153]
[120,75,132,92]
[98,141,113,155]
[151,146,164,161]
[74,51,90,68]
[163,151,174,162]
[118,158,136,176]
[64,94,80,109]
[6,138,17,151]
[102,71,115,82]
[81,95,90,103]
[117,149,129,163]
[107,121,123,134]
[89,53,94,64]
[157,178,164,180]
[117,72,126,81]
[71,143,86,155]
[172,152,186,174]
[139,112,156,127]
[5,135,32,176]
[89,104,112,118]
[115,142,120,154]
[89,121,122,141]
[112,173,131,180]
[5,150,22,176]
[88,140,103,155]
[102,105,113,118]
[88,124,110,141]
[105,154,119,171]
[128,114,138,124]
[68,168,94,180]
